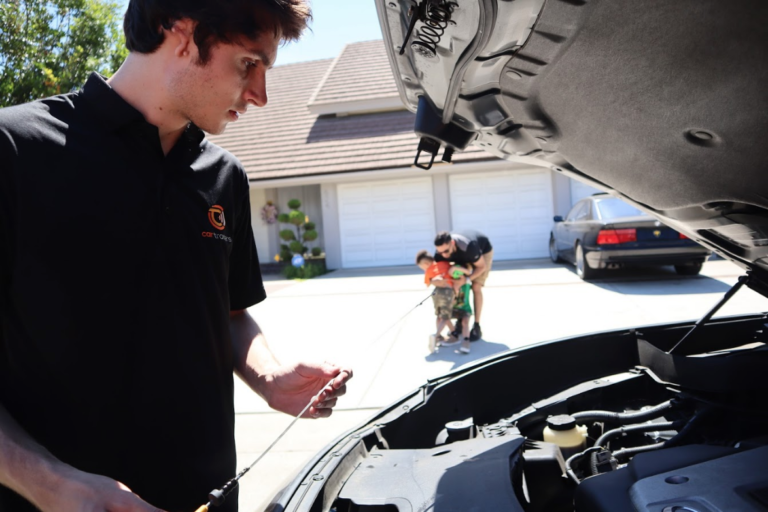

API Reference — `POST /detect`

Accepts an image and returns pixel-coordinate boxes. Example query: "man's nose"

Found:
[244,74,268,108]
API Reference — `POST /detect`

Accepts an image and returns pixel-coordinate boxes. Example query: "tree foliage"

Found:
[0,0,128,107]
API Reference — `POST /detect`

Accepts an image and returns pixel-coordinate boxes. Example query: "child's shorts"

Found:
[432,287,455,320]
[452,308,470,320]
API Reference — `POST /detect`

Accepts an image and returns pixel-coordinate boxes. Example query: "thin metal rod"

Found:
[668,274,750,354]
[206,290,436,507]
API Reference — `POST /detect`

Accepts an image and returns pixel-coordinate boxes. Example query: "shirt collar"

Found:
[78,73,206,147]
[79,73,144,132]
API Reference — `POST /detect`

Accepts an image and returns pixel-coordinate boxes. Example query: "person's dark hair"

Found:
[434,231,452,247]
[415,249,433,265]
[124,0,311,64]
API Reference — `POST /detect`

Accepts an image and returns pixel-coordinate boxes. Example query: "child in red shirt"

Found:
[416,250,467,353]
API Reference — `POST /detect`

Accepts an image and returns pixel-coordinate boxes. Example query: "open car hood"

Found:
[374,0,768,286]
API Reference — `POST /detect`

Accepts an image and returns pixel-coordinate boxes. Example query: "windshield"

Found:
[595,198,647,220]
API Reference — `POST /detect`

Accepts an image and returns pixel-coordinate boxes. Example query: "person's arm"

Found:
[470,256,488,279]
[449,265,472,277]
[429,276,453,288]
[230,309,352,418]
[0,404,163,511]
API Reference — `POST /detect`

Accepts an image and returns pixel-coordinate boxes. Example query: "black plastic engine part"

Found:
[630,445,768,511]
[574,444,736,511]
[338,436,526,511]
[521,441,573,512]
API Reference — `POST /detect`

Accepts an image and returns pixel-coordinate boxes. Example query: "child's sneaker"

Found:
[428,334,437,353]
[439,336,461,347]
[455,337,471,354]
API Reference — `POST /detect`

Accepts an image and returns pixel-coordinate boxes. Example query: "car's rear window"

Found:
[595,198,646,219]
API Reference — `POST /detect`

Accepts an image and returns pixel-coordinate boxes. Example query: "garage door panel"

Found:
[338,178,436,268]
[450,170,554,260]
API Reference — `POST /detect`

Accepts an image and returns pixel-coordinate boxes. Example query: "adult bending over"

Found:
[434,230,494,341]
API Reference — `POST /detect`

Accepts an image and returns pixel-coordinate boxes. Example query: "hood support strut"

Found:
[668,274,751,354]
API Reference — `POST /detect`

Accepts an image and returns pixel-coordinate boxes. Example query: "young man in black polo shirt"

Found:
[0,1,352,511]
[434,230,494,342]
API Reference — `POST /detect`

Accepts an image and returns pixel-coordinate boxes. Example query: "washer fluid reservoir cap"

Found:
[546,414,577,431]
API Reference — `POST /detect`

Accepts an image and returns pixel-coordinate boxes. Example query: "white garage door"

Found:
[338,177,436,268]
[450,169,554,260]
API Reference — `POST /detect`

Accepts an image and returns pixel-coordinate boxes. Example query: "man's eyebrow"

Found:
[245,48,273,69]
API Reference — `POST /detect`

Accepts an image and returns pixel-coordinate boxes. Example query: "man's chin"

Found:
[200,121,228,136]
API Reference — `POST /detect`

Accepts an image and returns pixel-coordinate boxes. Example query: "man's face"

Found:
[435,240,455,258]
[168,30,279,134]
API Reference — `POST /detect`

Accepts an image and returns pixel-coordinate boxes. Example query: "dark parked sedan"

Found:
[550,194,711,280]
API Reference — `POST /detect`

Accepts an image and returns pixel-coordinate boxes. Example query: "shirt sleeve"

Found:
[0,125,16,308]
[464,242,483,263]
[228,179,266,311]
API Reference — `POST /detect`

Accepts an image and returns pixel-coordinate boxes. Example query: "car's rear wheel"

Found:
[549,234,562,263]
[674,262,703,276]
[575,242,598,280]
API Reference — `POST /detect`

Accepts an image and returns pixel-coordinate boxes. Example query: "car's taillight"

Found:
[679,232,688,239]
[597,229,637,244]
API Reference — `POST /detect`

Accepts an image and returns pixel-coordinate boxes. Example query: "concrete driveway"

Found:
[233,258,766,511]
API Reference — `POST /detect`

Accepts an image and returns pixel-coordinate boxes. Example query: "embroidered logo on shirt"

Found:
[208,205,226,230]
[202,205,232,243]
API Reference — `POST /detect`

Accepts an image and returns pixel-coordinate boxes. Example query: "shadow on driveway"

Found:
[425,338,511,371]
[577,265,733,295]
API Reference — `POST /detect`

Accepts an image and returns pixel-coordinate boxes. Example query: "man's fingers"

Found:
[332,369,353,388]
[326,384,346,399]
[315,398,337,409]
[306,406,333,419]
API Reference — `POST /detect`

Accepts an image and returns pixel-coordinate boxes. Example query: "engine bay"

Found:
[320,312,768,512]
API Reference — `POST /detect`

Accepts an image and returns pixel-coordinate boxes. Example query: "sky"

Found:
[116,1,384,67]
[275,1,383,66]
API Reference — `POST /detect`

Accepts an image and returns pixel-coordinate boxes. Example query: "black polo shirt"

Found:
[0,74,266,511]
[434,230,493,266]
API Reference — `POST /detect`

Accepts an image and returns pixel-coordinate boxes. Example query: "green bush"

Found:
[288,210,305,226]
[277,198,324,275]
[282,262,326,280]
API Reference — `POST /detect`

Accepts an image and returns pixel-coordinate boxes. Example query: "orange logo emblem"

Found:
[208,205,226,231]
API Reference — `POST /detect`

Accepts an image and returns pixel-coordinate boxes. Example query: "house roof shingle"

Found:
[307,39,400,110]
[207,40,491,182]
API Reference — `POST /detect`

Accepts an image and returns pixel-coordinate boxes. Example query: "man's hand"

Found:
[0,403,163,512]
[31,466,164,512]
[262,362,352,418]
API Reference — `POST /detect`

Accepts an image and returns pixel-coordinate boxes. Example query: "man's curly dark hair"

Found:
[124,0,311,64]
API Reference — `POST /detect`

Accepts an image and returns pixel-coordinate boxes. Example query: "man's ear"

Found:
[167,18,196,59]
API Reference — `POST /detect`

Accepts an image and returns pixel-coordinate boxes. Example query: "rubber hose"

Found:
[663,406,715,448]
[572,400,675,424]
[594,420,684,448]
[612,441,666,460]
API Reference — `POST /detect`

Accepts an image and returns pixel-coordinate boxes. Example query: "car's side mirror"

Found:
[553,215,564,222]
